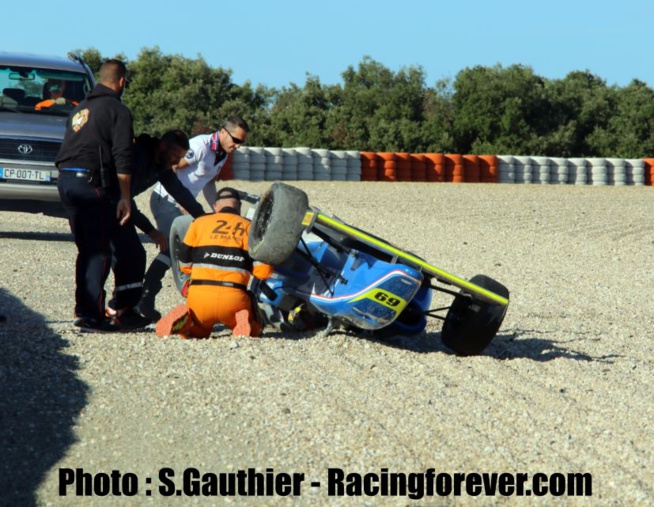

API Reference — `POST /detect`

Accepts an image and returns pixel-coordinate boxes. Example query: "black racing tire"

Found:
[441,275,510,356]
[169,214,194,295]
[248,182,309,265]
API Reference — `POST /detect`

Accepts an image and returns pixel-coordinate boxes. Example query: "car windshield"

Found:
[0,65,92,116]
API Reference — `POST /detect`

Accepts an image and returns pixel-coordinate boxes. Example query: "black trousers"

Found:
[58,172,144,320]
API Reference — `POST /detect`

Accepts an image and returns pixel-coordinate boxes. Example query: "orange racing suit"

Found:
[177,208,273,337]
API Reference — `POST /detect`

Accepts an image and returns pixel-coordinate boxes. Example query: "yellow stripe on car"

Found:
[312,213,509,306]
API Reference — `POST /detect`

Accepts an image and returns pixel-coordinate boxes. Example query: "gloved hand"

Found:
[54,97,67,105]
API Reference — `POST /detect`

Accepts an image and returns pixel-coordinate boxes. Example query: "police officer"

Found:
[56,58,143,332]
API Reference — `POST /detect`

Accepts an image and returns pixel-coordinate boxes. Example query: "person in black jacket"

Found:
[106,130,206,320]
[56,58,140,332]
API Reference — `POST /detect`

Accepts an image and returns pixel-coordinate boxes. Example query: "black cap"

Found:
[215,187,241,203]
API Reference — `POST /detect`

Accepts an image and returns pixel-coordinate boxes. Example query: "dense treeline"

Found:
[77,47,654,158]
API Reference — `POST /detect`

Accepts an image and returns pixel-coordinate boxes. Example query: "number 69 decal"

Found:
[352,289,408,313]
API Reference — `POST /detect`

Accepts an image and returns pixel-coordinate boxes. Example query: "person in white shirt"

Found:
[137,116,249,320]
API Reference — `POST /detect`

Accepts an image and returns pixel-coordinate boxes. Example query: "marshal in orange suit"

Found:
[156,187,273,338]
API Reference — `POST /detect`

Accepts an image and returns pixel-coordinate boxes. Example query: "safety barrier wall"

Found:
[225,147,361,182]
[218,149,654,186]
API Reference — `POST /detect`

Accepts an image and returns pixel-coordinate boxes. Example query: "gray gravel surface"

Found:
[1,182,653,506]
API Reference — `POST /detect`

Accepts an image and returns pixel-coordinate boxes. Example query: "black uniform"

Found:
[107,134,206,312]
[129,133,205,232]
[56,83,136,324]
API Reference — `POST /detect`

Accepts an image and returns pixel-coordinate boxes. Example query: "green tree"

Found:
[452,64,549,155]
[543,71,616,156]
[267,75,336,147]
[123,47,235,135]
[421,78,456,152]
[588,79,654,157]
[73,48,128,77]
[335,56,428,152]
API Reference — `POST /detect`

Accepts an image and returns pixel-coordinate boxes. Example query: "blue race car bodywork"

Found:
[259,231,432,334]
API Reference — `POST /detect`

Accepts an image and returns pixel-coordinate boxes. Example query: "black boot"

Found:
[136,259,168,321]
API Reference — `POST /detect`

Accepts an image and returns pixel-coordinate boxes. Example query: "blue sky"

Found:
[4,0,653,90]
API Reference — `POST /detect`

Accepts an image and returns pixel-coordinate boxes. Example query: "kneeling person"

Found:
[156,188,273,338]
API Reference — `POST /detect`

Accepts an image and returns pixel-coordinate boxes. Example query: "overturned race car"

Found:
[169,182,510,355]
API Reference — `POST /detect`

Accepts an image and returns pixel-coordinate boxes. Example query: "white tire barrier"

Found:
[295,147,314,180]
[606,158,626,186]
[568,158,588,185]
[549,157,568,184]
[497,155,515,183]
[586,158,607,186]
[231,147,250,181]
[312,149,331,181]
[346,150,362,181]
[329,150,349,179]
[282,148,298,181]
[513,156,533,184]
[626,159,645,186]
[531,156,550,184]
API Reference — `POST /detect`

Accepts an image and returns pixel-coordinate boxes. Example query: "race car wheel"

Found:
[441,275,510,356]
[249,182,309,265]
[169,214,194,295]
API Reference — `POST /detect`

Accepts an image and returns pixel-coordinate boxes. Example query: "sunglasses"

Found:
[223,128,245,145]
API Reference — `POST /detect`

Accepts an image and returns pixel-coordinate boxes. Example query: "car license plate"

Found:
[0,167,51,182]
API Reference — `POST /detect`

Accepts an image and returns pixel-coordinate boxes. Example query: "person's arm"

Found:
[131,203,168,251]
[113,107,134,225]
[116,174,132,225]
[158,169,206,218]
[130,200,154,233]
[253,261,274,281]
[172,155,190,173]
[202,180,216,209]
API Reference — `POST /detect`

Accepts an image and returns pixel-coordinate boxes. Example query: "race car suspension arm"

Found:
[425,280,469,300]
[423,307,449,321]
[422,281,474,321]
[297,237,346,295]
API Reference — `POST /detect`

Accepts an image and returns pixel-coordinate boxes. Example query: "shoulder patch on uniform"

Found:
[185,149,195,159]
[71,109,89,133]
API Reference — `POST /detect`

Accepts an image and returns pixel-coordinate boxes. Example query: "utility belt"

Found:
[190,280,248,291]
[59,167,108,188]
[58,167,90,179]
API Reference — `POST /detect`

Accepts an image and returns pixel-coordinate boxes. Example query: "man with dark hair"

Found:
[155,187,273,339]
[106,130,207,321]
[56,58,136,332]
[137,116,249,321]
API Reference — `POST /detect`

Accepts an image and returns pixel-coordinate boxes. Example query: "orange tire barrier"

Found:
[377,152,397,181]
[463,154,480,183]
[644,158,654,186]
[444,154,464,183]
[424,153,445,182]
[479,155,498,183]
[356,152,501,183]
[395,152,412,181]
[360,152,378,181]
[410,153,427,182]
